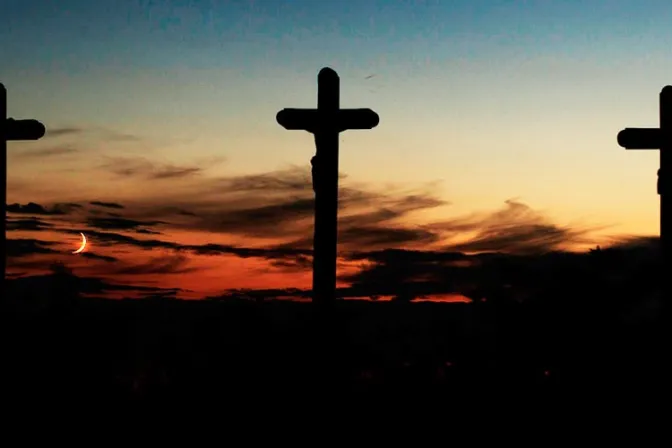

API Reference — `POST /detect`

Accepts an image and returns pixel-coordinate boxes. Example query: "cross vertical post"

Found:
[1,83,47,298]
[617,85,672,308]
[314,69,340,308]
[661,87,672,268]
[1,84,6,299]
[276,68,379,305]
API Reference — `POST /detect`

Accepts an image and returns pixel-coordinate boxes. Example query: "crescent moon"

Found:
[73,232,87,254]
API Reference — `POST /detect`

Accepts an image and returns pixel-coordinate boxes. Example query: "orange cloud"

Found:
[6,139,656,301]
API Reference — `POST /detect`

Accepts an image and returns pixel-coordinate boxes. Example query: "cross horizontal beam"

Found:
[4,118,46,140]
[617,128,665,150]
[277,108,380,133]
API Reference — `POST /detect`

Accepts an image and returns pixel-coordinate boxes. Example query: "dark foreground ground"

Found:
[3,295,669,413]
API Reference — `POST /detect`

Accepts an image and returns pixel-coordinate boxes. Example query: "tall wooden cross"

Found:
[276,67,379,304]
[617,85,672,301]
[1,83,46,295]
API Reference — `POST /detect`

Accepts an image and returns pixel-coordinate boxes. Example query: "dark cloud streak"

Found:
[80,252,118,263]
[104,255,198,275]
[89,201,125,210]
[7,238,59,257]
[58,228,311,262]
[6,271,186,300]
[10,146,79,160]
[6,217,54,231]
[44,127,83,138]
[98,156,205,180]
[7,202,67,215]
[437,200,598,255]
[85,217,167,232]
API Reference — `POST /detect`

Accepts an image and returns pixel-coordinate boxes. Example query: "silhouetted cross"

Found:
[1,83,46,293]
[617,86,671,299]
[276,68,379,304]
[618,87,671,248]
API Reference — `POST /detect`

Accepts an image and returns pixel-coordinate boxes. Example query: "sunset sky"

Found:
[3,0,671,299]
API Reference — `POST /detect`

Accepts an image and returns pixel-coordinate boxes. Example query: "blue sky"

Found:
[3,0,672,237]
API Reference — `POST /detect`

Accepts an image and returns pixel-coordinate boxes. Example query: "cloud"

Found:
[61,228,176,250]
[7,238,59,257]
[267,255,313,272]
[188,243,311,259]
[43,126,141,142]
[98,156,206,180]
[96,129,141,142]
[100,165,451,252]
[89,201,124,210]
[103,255,199,276]
[436,200,598,254]
[336,239,661,302]
[6,230,659,303]
[135,228,162,235]
[152,166,202,179]
[6,217,54,231]
[220,168,311,193]
[6,270,186,301]
[346,248,469,264]
[80,252,118,263]
[85,217,167,232]
[44,127,84,138]
[206,287,312,301]
[6,202,74,215]
[8,159,647,301]
[88,209,121,217]
[210,197,315,238]
[58,228,311,263]
[337,249,468,297]
[8,167,605,265]
[10,145,79,160]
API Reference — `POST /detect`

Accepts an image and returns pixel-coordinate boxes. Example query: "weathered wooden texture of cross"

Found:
[617,86,672,290]
[1,83,46,293]
[276,68,379,304]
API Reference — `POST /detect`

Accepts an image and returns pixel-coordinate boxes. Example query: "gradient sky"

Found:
[3,0,671,299]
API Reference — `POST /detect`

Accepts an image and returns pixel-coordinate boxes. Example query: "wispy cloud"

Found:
[85,217,167,232]
[43,127,84,138]
[6,270,187,300]
[6,202,79,215]
[6,217,55,231]
[98,156,208,180]
[43,125,142,142]
[10,145,79,160]
[95,128,142,142]
[89,201,125,209]
[6,155,646,300]
[7,238,59,257]
[437,200,601,254]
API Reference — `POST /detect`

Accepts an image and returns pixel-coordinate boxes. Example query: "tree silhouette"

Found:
[48,261,80,309]
[49,261,73,276]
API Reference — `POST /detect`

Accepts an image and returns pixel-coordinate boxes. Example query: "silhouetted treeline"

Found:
[3,276,665,407]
